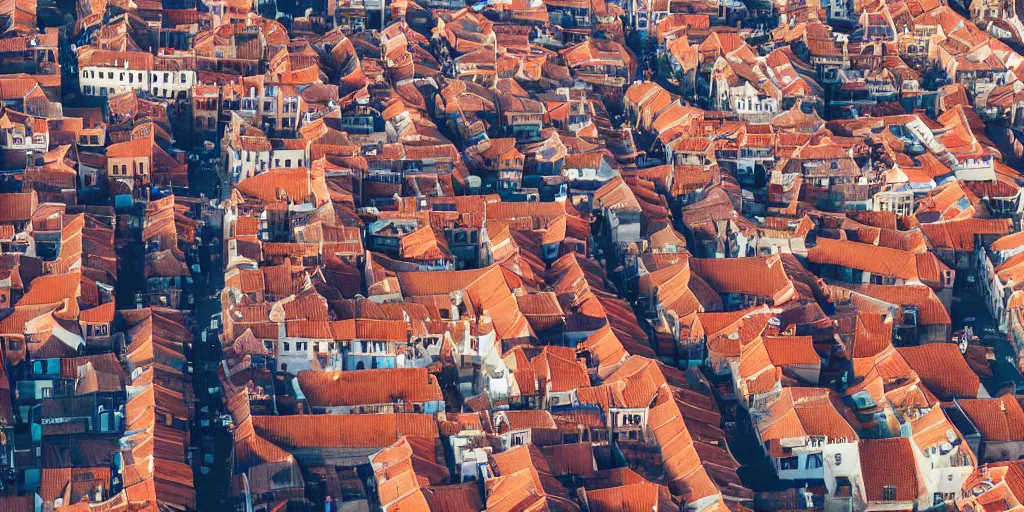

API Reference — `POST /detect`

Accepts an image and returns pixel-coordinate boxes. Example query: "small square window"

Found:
[882,486,897,501]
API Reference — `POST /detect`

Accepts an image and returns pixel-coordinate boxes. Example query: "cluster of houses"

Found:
[0,0,1023,507]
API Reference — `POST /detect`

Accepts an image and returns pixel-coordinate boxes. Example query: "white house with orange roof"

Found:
[754,387,859,481]
[907,407,977,507]
[78,49,195,100]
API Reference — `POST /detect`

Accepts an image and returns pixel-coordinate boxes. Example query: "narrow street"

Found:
[951,273,1024,396]
[186,155,232,512]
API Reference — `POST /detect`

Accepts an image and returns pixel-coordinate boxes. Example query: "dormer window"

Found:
[882,486,897,501]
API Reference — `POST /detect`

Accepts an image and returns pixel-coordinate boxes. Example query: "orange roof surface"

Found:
[252,413,439,449]
[758,388,858,458]
[762,336,820,366]
[958,398,1024,442]
[897,344,982,400]
[296,368,443,407]
[846,284,951,325]
[858,438,922,502]
[807,237,950,286]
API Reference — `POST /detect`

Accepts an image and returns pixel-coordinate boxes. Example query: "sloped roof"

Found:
[897,344,983,400]
[296,368,443,407]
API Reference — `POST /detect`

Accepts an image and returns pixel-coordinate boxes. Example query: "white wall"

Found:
[80,67,195,99]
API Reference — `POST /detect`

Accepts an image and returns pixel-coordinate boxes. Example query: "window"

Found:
[780,456,799,470]
[882,486,897,501]
[41,387,51,398]
[180,73,187,83]
[282,342,290,352]
[296,342,308,351]
[806,453,823,469]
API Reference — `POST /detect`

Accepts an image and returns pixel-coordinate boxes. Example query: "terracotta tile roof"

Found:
[762,336,820,366]
[494,410,557,432]
[846,284,950,325]
[59,353,125,381]
[542,443,597,477]
[79,301,115,323]
[328,318,410,342]
[252,413,439,449]
[909,406,976,469]
[400,225,452,262]
[284,320,333,339]
[484,466,567,512]
[236,167,330,207]
[992,231,1024,253]
[0,191,36,223]
[19,272,85,306]
[517,292,564,317]
[370,436,448,509]
[689,255,797,305]
[647,392,722,502]
[758,388,858,457]
[491,443,554,477]
[532,350,590,393]
[106,136,153,158]
[957,461,1024,512]
[296,368,443,407]
[958,398,1024,442]
[423,482,485,512]
[671,165,717,196]
[603,357,669,408]
[919,218,1012,252]
[807,237,951,287]
[858,438,922,502]
[897,344,982,400]
[396,265,533,341]
[584,482,660,512]
[579,325,628,373]
[39,467,112,505]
